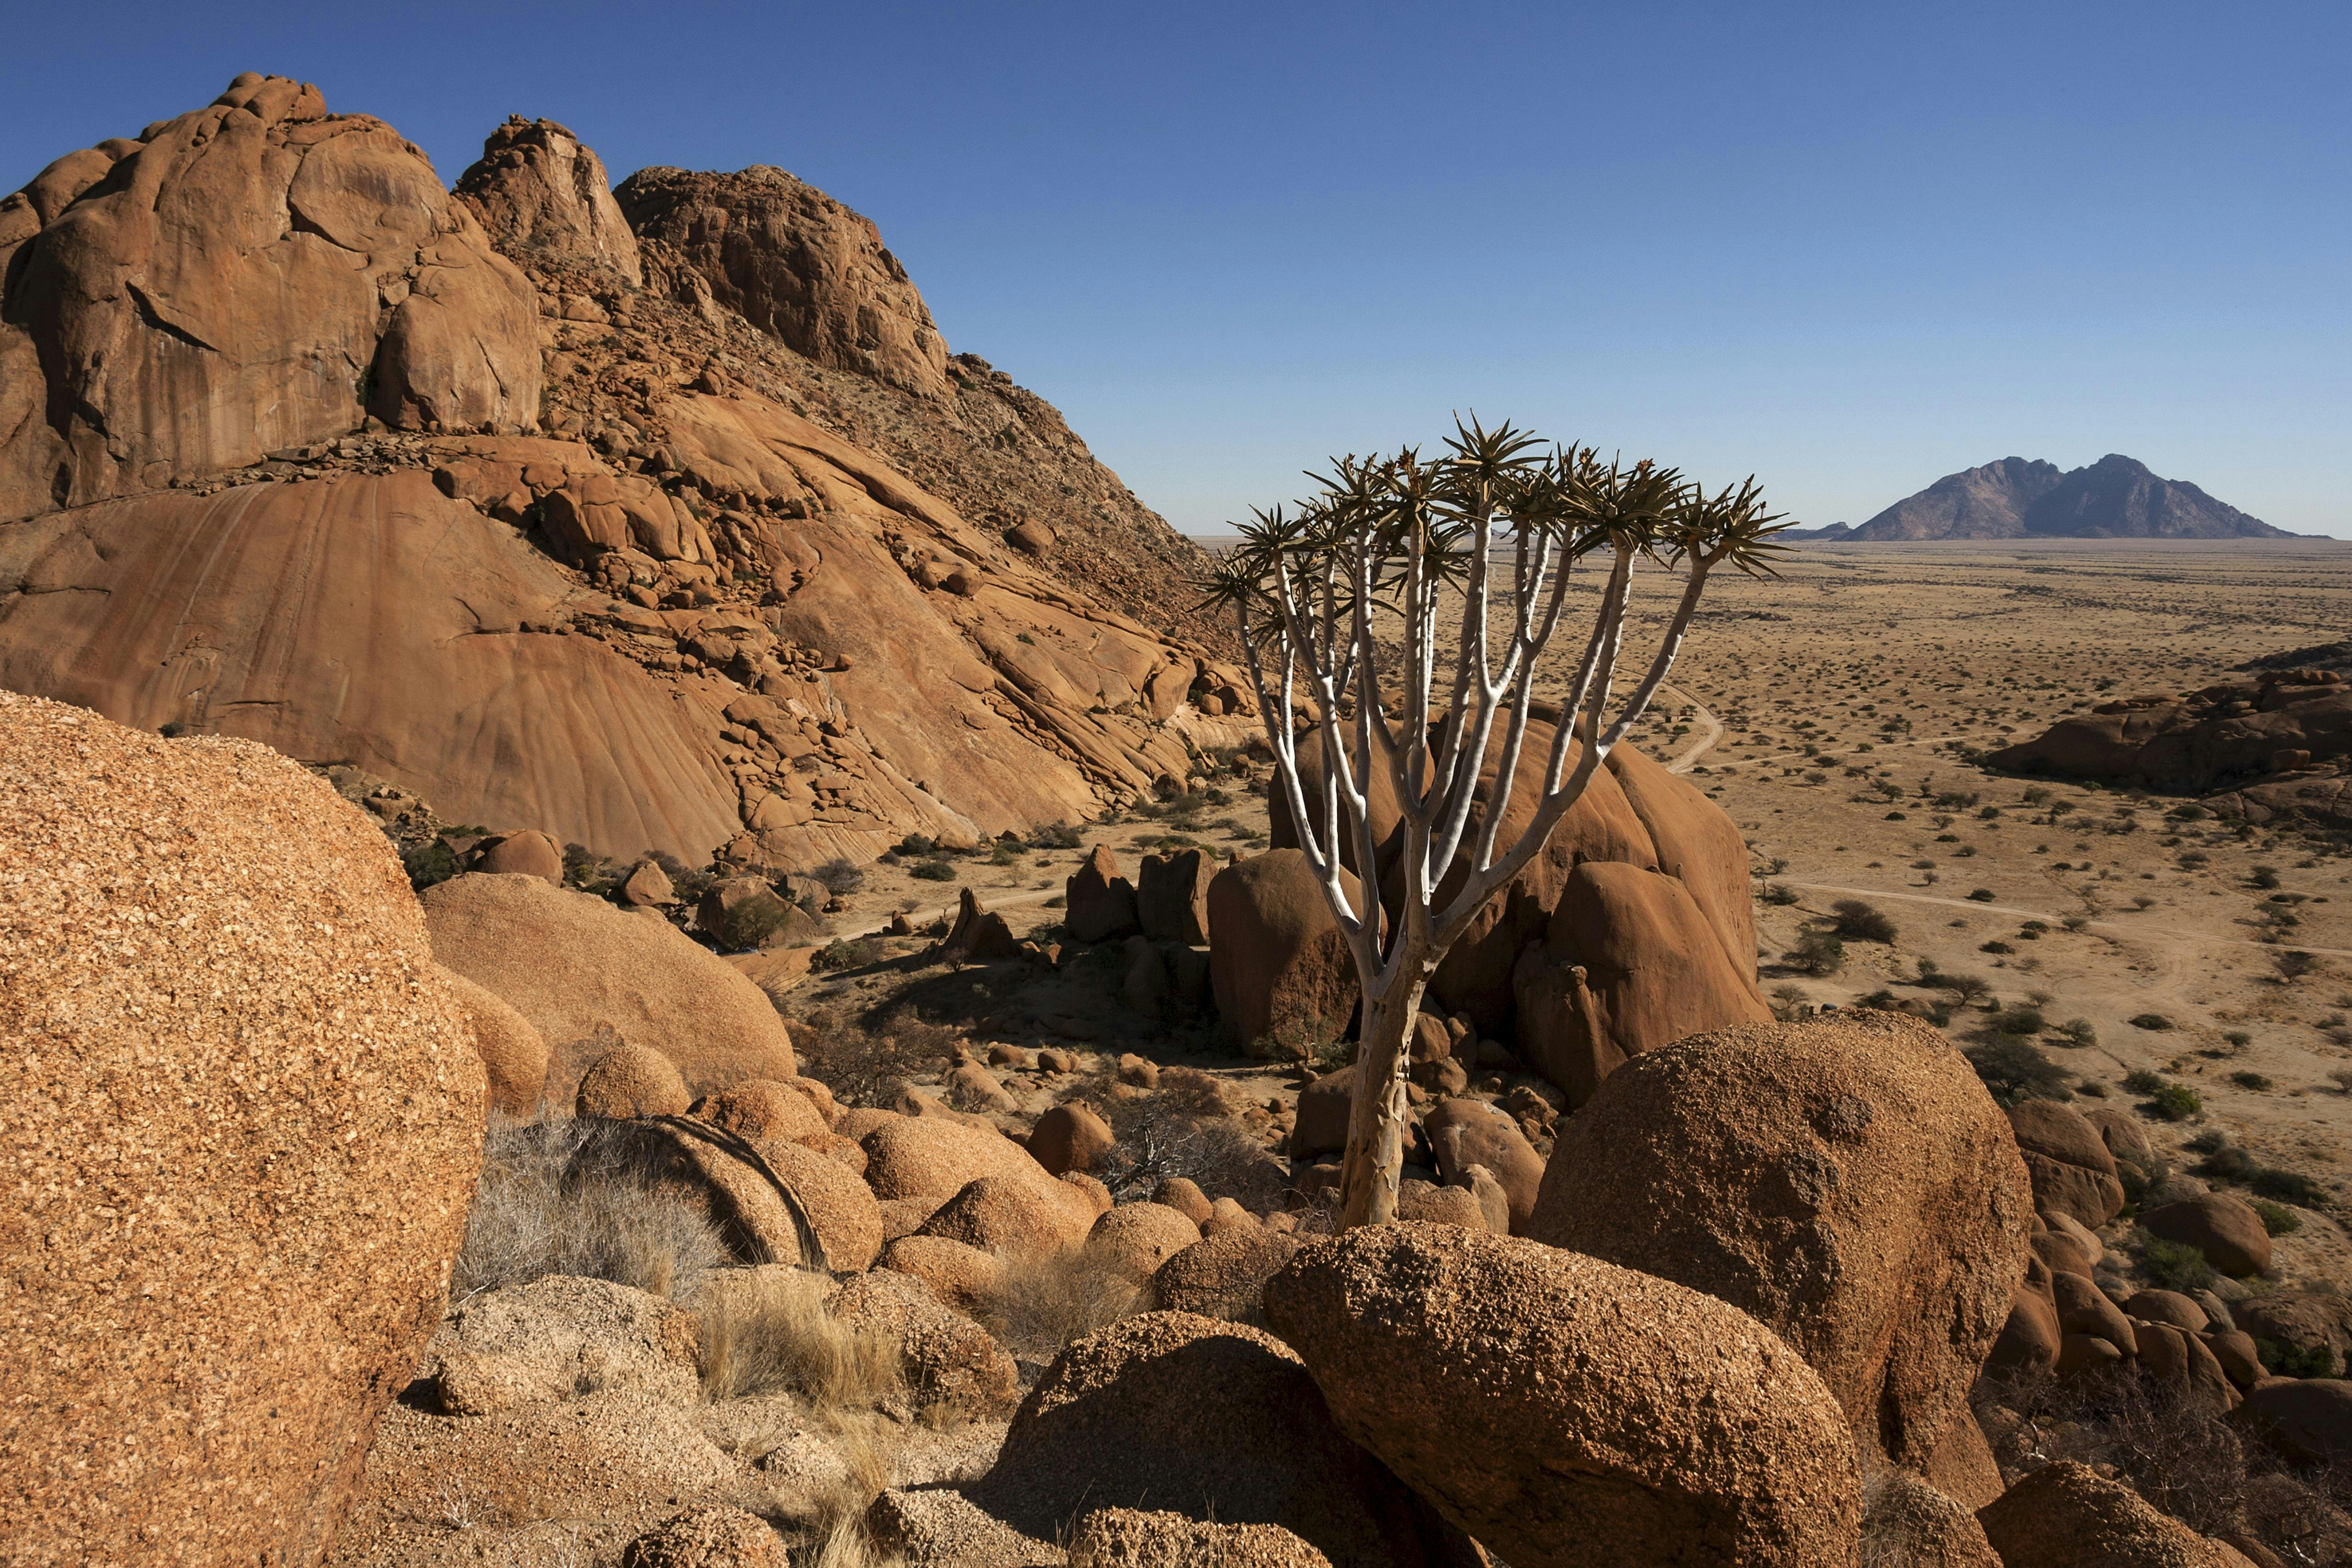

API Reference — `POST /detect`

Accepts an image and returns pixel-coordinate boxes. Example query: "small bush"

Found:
[813,857,867,896]
[709,888,795,952]
[1761,882,1801,906]
[909,857,958,882]
[2251,1198,2303,1236]
[1784,929,1846,977]
[402,840,461,890]
[793,1008,962,1108]
[2138,1235,2218,1293]
[2129,1012,2175,1031]
[898,834,937,856]
[1830,899,1897,942]
[2142,1083,2204,1122]
[1981,940,2015,955]
[976,1247,1138,1361]
[1965,1037,2074,1106]
[2056,1018,2099,1048]
[1986,1005,2047,1036]
[2230,1070,2274,1091]
[1032,822,1083,849]
[2256,1337,2338,1379]
[811,936,884,972]
[2252,1166,2327,1206]
[2123,1069,2166,1094]
[1967,888,1996,902]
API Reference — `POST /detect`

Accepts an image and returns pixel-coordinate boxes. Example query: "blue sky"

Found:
[6,2,2346,536]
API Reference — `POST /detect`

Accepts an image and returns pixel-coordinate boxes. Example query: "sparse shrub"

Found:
[2223,1030,2253,1051]
[1784,929,1846,977]
[2252,865,2281,889]
[1986,1005,2046,1036]
[2256,1337,2338,1379]
[2273,949,2317,982]
[1966,888,1996,902]
[1830,899,1897,943]
[793,1008,962,1108]
[1769,982,1812,1022]
[1965,1037,2073,1106]
[2231,1070,2273,1091]
[2140,1082,2203,1122]
[1981,940,2015,955]
[698,1269,902,1409]
[898,834,936,856]
[450,1118,728,1304]
[2138,1235,2218,1293]
[1087,1085,1283,1208]
[2056,1018,2099,1048]
[402,839,461,890]
[909,857,958,882]
[2251,1198,2303,1236]
[811,936,884,972]
[2252,1166,2327,1206]
[1761,882,1801,906]
[709,886,794,951]
[813,857,867,896]
[2129,1012,2175,1031]
[2123,1069,2165,1094]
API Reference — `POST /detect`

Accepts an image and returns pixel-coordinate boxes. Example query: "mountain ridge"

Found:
[1785,454,2295,541]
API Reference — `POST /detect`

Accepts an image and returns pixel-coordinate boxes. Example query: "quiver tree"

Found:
[1201,418,1789,1227]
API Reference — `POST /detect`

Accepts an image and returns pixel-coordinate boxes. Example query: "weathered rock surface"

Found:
[1421,1096,1545,1235]
[428,1276,700,1415]
[0,693,484,1564]
[1262,1224,1860,1568]
[576,1042,694,1118]
[0,74,540,522]
[2007,1099,2128,1227]
[1137,847,1215,944]
[440,964,551,1117]
[457,115,642,284]
[2143,1192,2273,1277]
[424,872,797,1098]
[616,163,952,397]
[1067,1508,1335,1568]
[1530,1011,2033,1469]
[1207,849,1362,1051]
[623,1508,789,1568]
[971,1312,1431,1568]
[1976,1459,2249,1567]
[1144,1227,1301,1326]
[1991,669,2348,796]
[826,1268,1018,1415]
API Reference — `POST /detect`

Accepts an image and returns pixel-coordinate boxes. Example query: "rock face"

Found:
[2,88,1255,870]
[0,693,485,1564]
[2006,1100,2127,1228]
[1527,1012,2034,1470]
[0,74,539,522]
[618,164,951,397]
[0,466,746,861]
[1137,847,1215,944]
[1975,1460,2245,1567]
[1262,1224,1860,1568]
[1206,850,1362,1051]
[1847,458,2066,541]
[456,116,642,284]
[970,1312,1431,1568]
[2142,1193,2274,1277]
[439,965,551,1117]
[423,872,797,1098]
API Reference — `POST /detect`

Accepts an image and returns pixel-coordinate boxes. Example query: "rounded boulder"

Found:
[1261,1223,1860,1568]
[576,1043,692,1119]
[423,871,797,1102]
[2005,1099,2126,1228]
[439,963,551,1117]
[2144,1193,2273,1277]
[1528,1011,2032,1470]
[0,694,486,1564]
[1206,850,1362,1052]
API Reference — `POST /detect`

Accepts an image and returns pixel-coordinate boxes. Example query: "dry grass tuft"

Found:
[801,1419,900,1568]
[974,1244,1138,1360]
[697,1267,903,1412]
[450,1116,727,1304]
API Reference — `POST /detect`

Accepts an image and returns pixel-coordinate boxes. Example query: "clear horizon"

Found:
[6,0,2346,538]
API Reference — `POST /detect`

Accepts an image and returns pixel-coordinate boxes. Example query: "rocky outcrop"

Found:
[1528,1012,2035,1470]
[1851,454,2285,541]
[1975,1460,2251,1567]
[0,693,484,1565]
[1262,1224,1861,1568]
[0,74,539,523]
[2,87,1254,870]
[1990,669,2348,805]
[617,164,950,397]
[457,116,642,285]
[2006,1100,2127,1227]
[422,872,798,1097]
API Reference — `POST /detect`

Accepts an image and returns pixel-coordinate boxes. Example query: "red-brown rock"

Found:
[2006,1099,2126,1228]
[1528,1011,2034,1470]
[0,693,485,1564]
[456,116,642,285]
[1206,850,1362,1052]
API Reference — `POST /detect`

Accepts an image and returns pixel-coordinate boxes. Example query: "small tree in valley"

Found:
[1201,419,1788,1226]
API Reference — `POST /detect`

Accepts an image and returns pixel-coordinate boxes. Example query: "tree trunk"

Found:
[1337,972,1427,1228]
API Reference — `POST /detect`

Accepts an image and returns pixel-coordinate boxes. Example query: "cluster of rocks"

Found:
[1990,667,2352,829]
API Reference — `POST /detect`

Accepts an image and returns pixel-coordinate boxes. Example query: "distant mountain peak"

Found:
[1843,455,2286,541]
